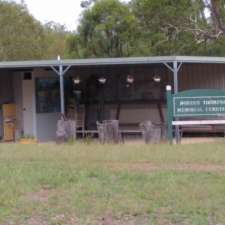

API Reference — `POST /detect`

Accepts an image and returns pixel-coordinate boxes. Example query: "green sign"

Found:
[173,89,225,117]
[166,88,225,144]
[174,96,225,117]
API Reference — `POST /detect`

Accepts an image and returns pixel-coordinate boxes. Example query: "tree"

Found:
[0,1,48,60]
[0,1,70,60]
[66,0,139,58]
[130,0,204,55]
[67,0,214,57]
[186,0,225,42]
[43,21,68,59]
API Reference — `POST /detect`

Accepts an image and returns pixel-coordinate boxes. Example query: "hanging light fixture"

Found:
[153,74,161,83]
[98,76,107,84]
[126,75,134,84]
[73,76,81,85]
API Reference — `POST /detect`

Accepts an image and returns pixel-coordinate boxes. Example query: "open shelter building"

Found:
[0,56,225,142]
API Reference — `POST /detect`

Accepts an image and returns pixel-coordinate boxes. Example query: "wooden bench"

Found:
[172,120,225,137]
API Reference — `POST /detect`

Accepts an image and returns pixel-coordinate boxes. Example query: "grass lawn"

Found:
[1,141,225,225]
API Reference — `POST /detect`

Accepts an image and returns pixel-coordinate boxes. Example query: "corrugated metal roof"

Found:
[175,56,225,64]
[0,56,175,69]
[1,56,225,69]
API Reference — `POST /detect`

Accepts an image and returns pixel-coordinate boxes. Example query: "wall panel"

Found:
[180,64,225,91]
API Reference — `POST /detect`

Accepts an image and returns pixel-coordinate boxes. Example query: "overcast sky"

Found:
[15,0,85,31]
[14,0,129,31]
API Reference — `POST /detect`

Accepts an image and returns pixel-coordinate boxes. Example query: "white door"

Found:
[22,79,35,136]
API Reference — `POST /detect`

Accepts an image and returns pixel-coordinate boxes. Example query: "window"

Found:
[23,72,32,80]
[36,78,60,113]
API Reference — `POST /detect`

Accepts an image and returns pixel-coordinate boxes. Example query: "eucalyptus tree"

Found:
[130,0,205,55]
[66,0,139,58]
[67,0,225,57]
[43,22,68,59]
[0,1,47,60]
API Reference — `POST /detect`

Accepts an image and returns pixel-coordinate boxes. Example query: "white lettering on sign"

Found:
[177,107,203,113]
[174,95,225,117]
[206,107,225,112]
[179,100,201,106]
[203,100,225,105]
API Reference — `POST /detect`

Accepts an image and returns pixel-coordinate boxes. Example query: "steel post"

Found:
[59,64,65,115]
[166,85,173,144]
[173,61,178,93]
[173,61,180,144]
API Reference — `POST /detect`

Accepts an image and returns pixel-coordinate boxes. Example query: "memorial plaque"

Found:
[166,88,225,144]
[174,96,225,117]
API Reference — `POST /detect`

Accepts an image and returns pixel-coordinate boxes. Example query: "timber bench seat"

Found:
[181,125,225,135]
[173,120,225,136]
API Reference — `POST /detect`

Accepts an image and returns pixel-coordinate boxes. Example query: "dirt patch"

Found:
[106,161,225,173]
[50,214,79,225]
[13,214,80,225]
[16,214,147,225]
[26,188,51,203]
[96,214,149,225]
[130,162,225,172]
[25,216,49,225]
[181,137,224,144]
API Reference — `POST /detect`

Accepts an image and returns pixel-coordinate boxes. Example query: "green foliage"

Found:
[43,21,68,59]
[0,1,46,60]
[66,0,202,57]
[66,0,225,58]
[3,0,225,60]
[66,0,139,58]
[131,0,197,55]
[0,1,68,60]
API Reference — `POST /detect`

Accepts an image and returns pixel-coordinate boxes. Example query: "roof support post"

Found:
[163,61,182,93]
[164,61,183,144]
[173,61,182,144]
[59,64,65,115]
[51,64,71,115]
[173,61,179,93]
